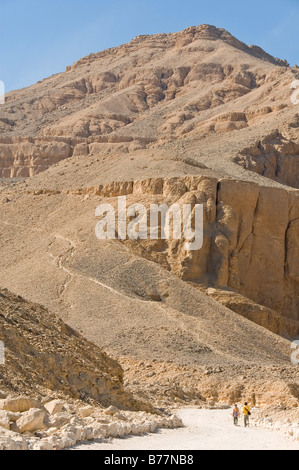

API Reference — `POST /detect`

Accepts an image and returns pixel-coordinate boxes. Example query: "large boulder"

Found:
[16,408,46,434]
[0,397,41,413]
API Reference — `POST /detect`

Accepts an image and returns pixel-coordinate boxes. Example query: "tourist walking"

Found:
[243,402,251,427]
[233,404,240,426]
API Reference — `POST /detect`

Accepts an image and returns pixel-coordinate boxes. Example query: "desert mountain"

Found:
[0,25,298,408]
[0,24,298,183]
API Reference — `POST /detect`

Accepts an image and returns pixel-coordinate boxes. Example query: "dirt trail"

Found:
[70,408,299,451]
[47,233,131,299]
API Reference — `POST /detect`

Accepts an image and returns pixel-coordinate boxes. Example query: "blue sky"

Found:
[1,0,299,92]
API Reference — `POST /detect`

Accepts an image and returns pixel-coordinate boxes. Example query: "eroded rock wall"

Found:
[75,175,299,322]
[234,132,299,189]
[0,137,73,177]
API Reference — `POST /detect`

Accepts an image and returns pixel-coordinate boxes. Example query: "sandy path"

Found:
[70,408,299,451]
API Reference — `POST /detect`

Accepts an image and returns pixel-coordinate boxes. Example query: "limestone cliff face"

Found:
[210,179,299,321]
[234,131,299,189]
[164,176,299,322]
[81,175,299,324]
[0,137,73,177]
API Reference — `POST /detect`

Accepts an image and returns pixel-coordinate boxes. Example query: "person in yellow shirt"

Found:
[243,402,251,427]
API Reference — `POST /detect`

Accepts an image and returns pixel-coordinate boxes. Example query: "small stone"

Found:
[78,406,95,418]
[0,411,11,430]
[44,400,65,415]
[104,406,119,416]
